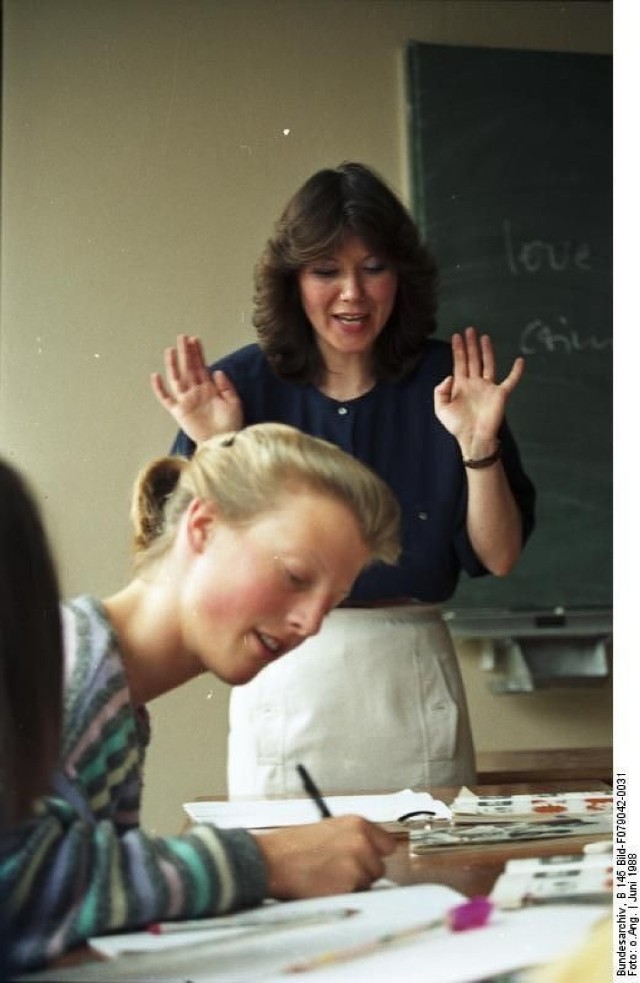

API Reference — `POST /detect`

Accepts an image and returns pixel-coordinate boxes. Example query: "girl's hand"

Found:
[151,334,244,445]
[257,815,396,899]
[433,326,524,460]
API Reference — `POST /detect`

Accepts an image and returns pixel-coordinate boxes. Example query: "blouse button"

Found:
[337,406,348,416]
[418,511,428,521]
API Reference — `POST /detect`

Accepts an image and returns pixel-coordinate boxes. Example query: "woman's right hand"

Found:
[150,334,244,445]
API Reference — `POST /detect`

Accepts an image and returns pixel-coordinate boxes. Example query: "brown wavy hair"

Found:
[253,162,439,384]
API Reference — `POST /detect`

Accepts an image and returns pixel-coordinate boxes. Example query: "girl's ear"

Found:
[184,498,220,554]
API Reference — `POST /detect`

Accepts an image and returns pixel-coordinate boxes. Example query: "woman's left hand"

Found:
[433,327,524,457]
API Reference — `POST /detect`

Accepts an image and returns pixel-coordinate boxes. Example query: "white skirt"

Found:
[227,604,476,797]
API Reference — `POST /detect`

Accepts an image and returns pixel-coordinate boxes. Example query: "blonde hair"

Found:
[131,423,400,573]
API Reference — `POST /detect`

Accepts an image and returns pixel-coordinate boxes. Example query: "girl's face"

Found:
[180,489,370,685]
[297,234,398,366]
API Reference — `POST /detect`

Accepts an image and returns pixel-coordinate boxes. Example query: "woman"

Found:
[152,161,536,797]
[0,423,398,971]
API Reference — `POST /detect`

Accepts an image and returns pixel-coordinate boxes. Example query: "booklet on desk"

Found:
[490,851,613,908]
[408,789,612,852]
[450,787,612,824]
[183,788,451,828]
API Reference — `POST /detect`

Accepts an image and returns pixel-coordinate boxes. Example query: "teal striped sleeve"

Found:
[0,797,268,972]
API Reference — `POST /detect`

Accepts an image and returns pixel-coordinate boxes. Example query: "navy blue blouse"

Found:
[171,340,536,604]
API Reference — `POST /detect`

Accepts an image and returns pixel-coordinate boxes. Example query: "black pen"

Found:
[296,763,332,818]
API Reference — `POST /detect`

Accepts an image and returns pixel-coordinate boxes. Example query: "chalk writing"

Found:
[503,219,592,275]
[520,316,612,355]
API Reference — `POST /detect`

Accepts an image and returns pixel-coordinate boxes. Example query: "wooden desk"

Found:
[53,781,611,971]
[182,781,611,900]
[476,748,613,786]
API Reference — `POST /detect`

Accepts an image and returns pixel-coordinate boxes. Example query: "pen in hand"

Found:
[296,763,398,894]
[296,763,332,819]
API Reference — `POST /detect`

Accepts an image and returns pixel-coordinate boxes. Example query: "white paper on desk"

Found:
[88,919,261,959]
[264,905,610,983]
[25,887,609,983]
[183,788,451,827]
[28,884,460,979]
[86,883,449,962]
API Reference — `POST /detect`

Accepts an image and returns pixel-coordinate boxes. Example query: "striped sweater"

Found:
[0,595,267,972]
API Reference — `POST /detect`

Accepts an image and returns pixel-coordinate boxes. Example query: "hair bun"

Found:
[131,457,184,552]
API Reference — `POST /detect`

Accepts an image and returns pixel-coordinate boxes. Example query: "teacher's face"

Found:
[297,234,398,364]
[180,489,370,685]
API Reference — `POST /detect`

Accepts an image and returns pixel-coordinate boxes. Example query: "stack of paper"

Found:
[183,788,451,829]
[408,789,612,852]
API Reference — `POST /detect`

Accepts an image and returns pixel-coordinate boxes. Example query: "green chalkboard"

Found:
[406,42,612,613]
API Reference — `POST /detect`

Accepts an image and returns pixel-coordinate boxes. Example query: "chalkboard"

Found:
[406,42,612,613]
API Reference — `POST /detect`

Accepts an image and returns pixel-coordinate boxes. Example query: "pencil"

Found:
[284,915,444,972]
[284,896,494,973]
[148,906,358,935]
[296,763,332,819]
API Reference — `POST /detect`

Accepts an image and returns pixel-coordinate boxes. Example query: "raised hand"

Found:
[433,327,524,458]
[257,815,396,899]
[150,334,244,445]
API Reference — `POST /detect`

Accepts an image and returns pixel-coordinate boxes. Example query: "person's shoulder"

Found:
[63,594,111,632]
[62,595,123,686]
[213,343,266,374]
[393,337,452,387]
[421,336,452,364]
[425,336,452,355]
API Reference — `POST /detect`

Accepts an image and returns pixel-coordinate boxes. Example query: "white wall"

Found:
[1,0,612,834]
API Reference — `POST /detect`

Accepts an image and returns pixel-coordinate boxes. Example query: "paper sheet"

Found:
[183,788,451,828]
[88,903,359,959]
[21,883,609,983]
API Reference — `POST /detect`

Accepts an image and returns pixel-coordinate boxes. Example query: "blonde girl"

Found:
[1,423,399,972]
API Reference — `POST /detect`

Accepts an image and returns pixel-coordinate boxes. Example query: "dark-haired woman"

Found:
[152,161,536,798]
